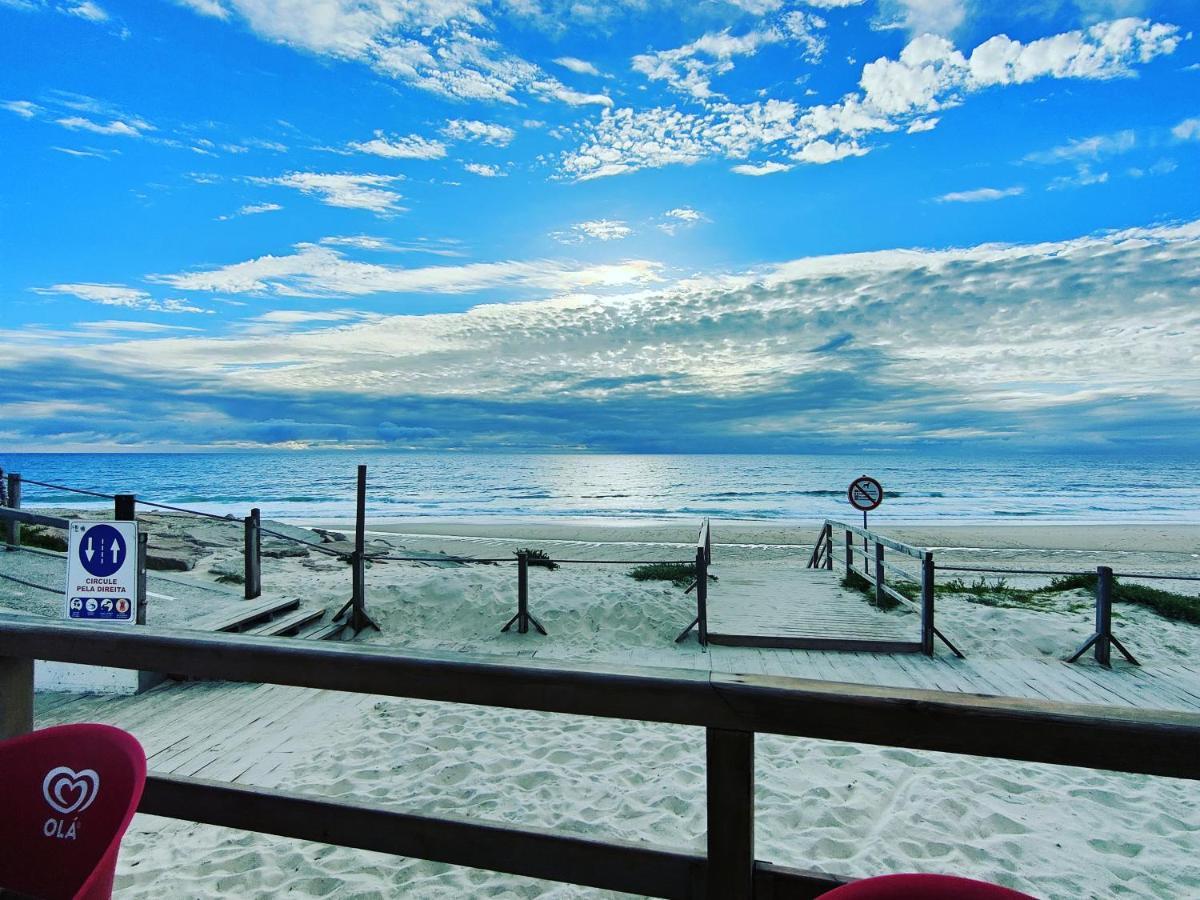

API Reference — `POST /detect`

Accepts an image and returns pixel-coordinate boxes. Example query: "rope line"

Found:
[19,478,114,500]
[0,572,61,595]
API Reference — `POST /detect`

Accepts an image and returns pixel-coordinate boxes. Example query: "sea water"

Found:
[0,451,1195,525]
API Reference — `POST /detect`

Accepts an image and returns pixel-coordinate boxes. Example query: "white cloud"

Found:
[1024,129,1136,163]
[151,242,663,296]
[1049,164,1110,189]
[936,186,1025,202]
[32,283,207,313]
[551,219,633,243]
[171,0,603,108]
[52,146,110,159]
[442,118,515,146]
[877,0,966,38]
[253,172,406,214]
[731,160,793,175]
[632,15,826,101]
[562,17,1182,180]
[33,220,1198,451]
[463,162,505,177]
[55,115,149,137]
[659,207,707,235]
[217,202,283,221]
[348,130,446,159]
[554,56,601,76]
[2,99,41,118]
[907,117,938,133]
[173,0,228,18]
[1172,117,1200,142]
[65,1,107,21]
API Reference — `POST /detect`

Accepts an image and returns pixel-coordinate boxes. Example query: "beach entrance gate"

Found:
[694,521,961,656]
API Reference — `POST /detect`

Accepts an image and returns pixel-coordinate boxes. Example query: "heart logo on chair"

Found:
[42,767,101,815]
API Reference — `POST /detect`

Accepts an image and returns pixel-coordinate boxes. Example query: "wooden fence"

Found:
[808,521,961,658]
[2,616,1199,898]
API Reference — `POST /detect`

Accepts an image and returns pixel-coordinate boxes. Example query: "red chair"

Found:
[821,873,1037,899]
[0,724,146,900]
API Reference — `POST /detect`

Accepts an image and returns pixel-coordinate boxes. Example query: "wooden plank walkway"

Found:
[706,566,921,652]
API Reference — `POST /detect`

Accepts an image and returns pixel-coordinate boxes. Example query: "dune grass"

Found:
[516,548,558,570]
[18,525,67,552]
[839,566,1200,624]
[628,561,708,587]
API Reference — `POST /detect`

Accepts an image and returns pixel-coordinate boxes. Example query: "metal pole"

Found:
[862,509,869,576]
[244,508,262,600]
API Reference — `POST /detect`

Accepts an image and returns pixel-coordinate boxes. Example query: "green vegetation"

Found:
[516,548,558,570]
[839,566,1200,625]
[839,571,905,610]
[628,561,717,588]
[18,526,67,552]
[1111,581,1200,626]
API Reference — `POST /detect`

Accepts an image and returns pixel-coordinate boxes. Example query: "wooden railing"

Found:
[676,517,711,646]
[2,617,1200,898]
[808,521,962,658]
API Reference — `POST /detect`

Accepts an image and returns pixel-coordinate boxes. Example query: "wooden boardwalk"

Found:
[706,566,922,653]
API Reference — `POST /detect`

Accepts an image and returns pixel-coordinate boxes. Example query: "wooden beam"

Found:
[137,774,849,900]
[0,655,33,739]
[825,520,926,559]
[707,633,924,654]
[3,616,1198,777]
[244,508,262,600]
[706,729,754,900]
[0,508,71,531]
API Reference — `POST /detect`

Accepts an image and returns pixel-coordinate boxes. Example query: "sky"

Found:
[1,0,1198,453]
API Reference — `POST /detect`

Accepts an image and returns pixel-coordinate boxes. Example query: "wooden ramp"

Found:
[706,565,922,653]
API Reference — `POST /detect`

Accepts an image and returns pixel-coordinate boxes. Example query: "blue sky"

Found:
[1,0,1198,452]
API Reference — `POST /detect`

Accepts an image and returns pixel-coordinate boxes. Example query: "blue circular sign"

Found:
[78,524,127,577]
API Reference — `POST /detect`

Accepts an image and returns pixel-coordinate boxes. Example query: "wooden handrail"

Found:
[824,520,926,559]
[0,507,71,531]
[3,617,1198,898]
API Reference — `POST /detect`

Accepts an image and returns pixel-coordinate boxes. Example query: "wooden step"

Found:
[298,619,348,641]
[245,607,325,638]
[190,597,299,633]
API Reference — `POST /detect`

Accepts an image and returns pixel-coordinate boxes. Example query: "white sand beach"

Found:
[11,514,1200,898]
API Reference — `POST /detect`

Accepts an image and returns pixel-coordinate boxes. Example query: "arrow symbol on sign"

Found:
[85,537,95,562]
[110,540,121,565]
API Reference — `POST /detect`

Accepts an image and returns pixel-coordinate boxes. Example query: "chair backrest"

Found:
[0,724,146,900]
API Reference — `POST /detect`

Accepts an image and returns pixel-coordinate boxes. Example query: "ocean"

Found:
[0,451,1195,525]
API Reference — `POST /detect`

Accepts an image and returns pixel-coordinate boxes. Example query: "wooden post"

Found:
[873,542,885,606]
[517,552,530,634]
[502,551,545,636]
[706,728,754,900]
[1066,565,1136,667]
[0,656,34,740]
[921,552,935,656]
[136,532,148,625]
[823,523,833,570]
[114,492,136,521]
[844,529,852,577]
[244,508,262,600]
[4,471,19,548]
[1095,566,1112,667]
[335,466,379,634]
[696,546,709,646]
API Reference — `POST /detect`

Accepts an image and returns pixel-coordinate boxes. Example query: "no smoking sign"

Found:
[848,475,883,512]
